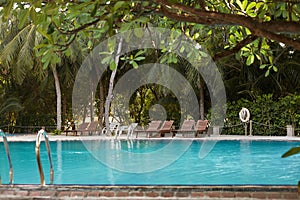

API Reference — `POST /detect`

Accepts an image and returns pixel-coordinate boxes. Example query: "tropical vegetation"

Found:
[0,0,299,136]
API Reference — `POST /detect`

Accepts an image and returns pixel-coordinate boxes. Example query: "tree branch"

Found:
[213,35,259,61]
[154,0,300,50]
[52,18,101,35]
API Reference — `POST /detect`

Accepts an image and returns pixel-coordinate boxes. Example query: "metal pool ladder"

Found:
[35,128,54,186]
[0,129,13,184]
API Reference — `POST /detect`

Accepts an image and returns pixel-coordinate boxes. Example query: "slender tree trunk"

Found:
[90,82,94,122]
[104,38,123,135]
[99,79,104,129]
[63,93,66,123]
[52,66,62,130]
[82,106,87,123]
[199,79,205,120]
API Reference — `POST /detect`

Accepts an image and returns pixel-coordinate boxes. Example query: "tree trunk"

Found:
[199,79,205,120]
[98,79,104,129]
[63,93,66,124]
[52,66,62,130]
[104,38,123,135]
[82,106,87,123]
[90,81,94,122]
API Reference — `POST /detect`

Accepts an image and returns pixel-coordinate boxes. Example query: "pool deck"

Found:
[1,134,300,199]
[2,133,300,142]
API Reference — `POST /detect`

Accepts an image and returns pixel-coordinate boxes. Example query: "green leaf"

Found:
[2,0,13,21]
[45,3,58,15]
[120,22,132,32]
[260,64,267,69]
[236,0,243,10]
[131,61,138,69]
[134,28,144,38]
[268,56,273,64]
[135,17,150,23]
[114,1,125,11]
[265,69,270,77]
[91,2,99,17]
[248,12,257,17]
[180,46,185,53]
[37,28,54,44]
[282,147,300,158]
[43,59,50,70]
[256,2,264,9]
[242,0,248,10]
[246,2,256,12]
[101,56,112,64]
[109,61,117,70]
[135,50,145,57]
[272,65,278,72]
[18,10,30,29]
[29,7,37,22]
[246,54,254,65]
[134,56,145,61]
[108,37,116,52]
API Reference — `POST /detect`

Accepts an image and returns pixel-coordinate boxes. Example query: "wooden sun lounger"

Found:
[83,121,99,135]
[159,120,174,137]
[173,120,195,137]
[65,122,89,136]
[135,120,162,138]
[195,120,209,137]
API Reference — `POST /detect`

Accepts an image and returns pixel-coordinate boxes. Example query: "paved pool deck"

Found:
[1,134,300,199]
[2,133,300,142]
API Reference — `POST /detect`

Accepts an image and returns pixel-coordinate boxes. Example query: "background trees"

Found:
[0,0,299,134]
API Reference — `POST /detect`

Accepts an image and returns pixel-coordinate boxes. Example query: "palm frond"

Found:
[282,147,300,158]
[17,24,36,70]
[0,97,22,114]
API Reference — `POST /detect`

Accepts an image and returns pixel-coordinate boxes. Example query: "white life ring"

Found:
[239,107,250,123]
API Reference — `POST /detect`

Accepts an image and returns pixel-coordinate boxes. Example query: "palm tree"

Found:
[0,16,79,130]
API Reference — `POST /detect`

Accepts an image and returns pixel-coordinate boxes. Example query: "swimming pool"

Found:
[0,139,300,185]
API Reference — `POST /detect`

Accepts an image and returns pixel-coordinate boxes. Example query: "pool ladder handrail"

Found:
[0,129,13,184]
[36,128,54,186]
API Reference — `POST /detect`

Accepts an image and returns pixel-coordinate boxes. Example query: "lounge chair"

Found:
[101,122,119,136]
[173,120,195,137]
[84,121,99,135]
[65,122,89,136]
[159,120,174,137]
[195,120,209,137]
[135,120,162,138]
[115,123,138,139]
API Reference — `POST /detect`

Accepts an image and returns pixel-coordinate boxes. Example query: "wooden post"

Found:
[213,126,220,135]
[286,125,294,137]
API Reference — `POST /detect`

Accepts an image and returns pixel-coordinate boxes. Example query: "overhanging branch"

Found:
[154,0,300,50]
[213,35,259,61]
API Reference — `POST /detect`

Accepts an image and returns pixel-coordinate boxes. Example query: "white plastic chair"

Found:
[102,122,119,136]
[115,123,138,139]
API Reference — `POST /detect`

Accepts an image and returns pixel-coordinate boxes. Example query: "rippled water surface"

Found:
[0,140,299,185]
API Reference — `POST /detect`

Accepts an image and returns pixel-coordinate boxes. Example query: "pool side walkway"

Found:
[2,133,300,142]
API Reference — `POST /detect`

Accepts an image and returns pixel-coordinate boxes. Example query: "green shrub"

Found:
[220,94,300,136]
[52,129,62,135]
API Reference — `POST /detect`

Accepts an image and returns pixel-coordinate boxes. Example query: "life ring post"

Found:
[239,108,251,136]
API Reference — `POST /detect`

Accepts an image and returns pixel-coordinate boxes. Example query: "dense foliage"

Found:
[223,94,300,136]
[0,1,299,134]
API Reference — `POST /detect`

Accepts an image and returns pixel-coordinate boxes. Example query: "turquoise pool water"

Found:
[0,140,300,185]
